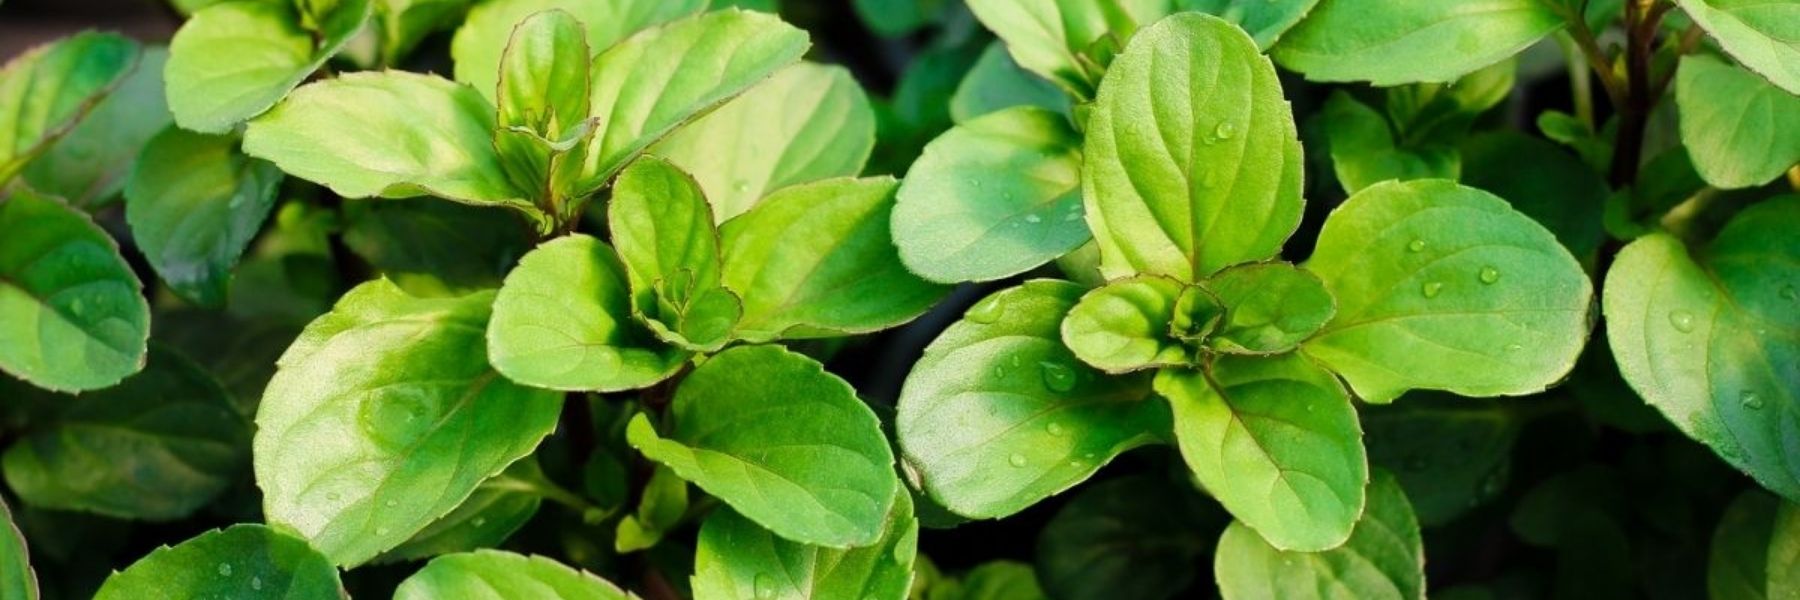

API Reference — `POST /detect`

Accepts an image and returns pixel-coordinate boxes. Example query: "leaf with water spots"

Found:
[93,524,344,600]
[1213,470,1425,600]
[693,489,917,600]
[393,550,630,600]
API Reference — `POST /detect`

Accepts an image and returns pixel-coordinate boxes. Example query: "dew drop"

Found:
[217,563,232,577]
[1505,343,1523,352]
[472,517,487,527]
[251,577,264,591]
[991,366,1006,379]
[733,181,751,193]
[892,542,908,564]
[1668,310,1695,333]
[1422,281,1443,298]
[1479,266,1500,284]
[1041,361,1077,392]
[376,527,391,536]
[1011,355,1023,368]
[1741,391,1765,410]
[1407,239,1427,253]
[385,499,398,508]
[68,298,85,316]
[1214,121,1237,140]
[966,296,1005,324]
[1024,214,1043,224]
[1045,422,1067,436]
[969,179,983,189]
[1480,469,1506,495]
[326,492,341,501]
[754,573,778,600]
[1008,453,1028,467]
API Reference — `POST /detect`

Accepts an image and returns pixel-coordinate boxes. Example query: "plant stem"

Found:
[1556,32,1597,127]
[1606,0,1664,187]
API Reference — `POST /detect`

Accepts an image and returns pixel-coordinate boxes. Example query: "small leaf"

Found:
[693,490,918,600]
[1179,0,1321,49]
[1459,131,1608,259]
[0,187,149,392]
[0,32,138,185]
[1213,471,1425,600]
[949,42,1070,124]
[1060,276,1194,373]
[626,345,897,547]
[1362,393,1519,526]
[1156,353,1366,552]
[964,0,1172,99]
[608,156,737,350]
[377,459,545,563]
[614,465,687,553]
[22,47,170,208]
[1385,58,1515,147]
[450,0,707,105]
[1673,0,1800,95]
[1084,13,1304,282]
[1675,55,1800,189]
[393,550,629,600]
[125,127,283,308]
[165,0,370,133]
[1273,0,1563,85]
[0,491,38,600]
[1204,262,1335,355]
[1035,475,1220,600]
[92,524,344,600]
[1303,179,1593,404]
[492,8,591,203]
[256,280,563,566]
[898,281,1168,519]
[372,0,472,65]
[1321,91,1458,195]
[894,106,1087,284]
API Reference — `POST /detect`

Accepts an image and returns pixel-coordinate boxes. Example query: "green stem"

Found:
[1556,32,1596,128]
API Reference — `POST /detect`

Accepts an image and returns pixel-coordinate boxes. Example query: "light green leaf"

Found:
[655,62,877,223]
[493,8,591,203]
[693,490,918,600]
[256,280,563,566]
[0,497,33,600]
[1303,179,1593,404]
[0,32,138,185]
[1673,0,1800,95]
[1321,91,1458,195]
[377,459,545,563]
[1203,262,1335,355]
[165,0,370,133]
[1459,132,1608,259]
[1083,13,1304,282]
[1362,393,1518,526]
[93,525,343,600]
[1178,0,1320,49]
[557,9,809,198]
[1157,353,1366,551]
[1060,275,1195,372]
[22,47,170,208]
[893,106,1086,284]
[614,465,687,553]
[1213,471,1424,600]
[450,0,707,104]
[608,156,738,351]
[0,187,149,392]
[394,550,629,600]
[374,0,472,66]
[1272,0,1563,85]
[1675,55,1800,189]
[125,127,283,308]
[340,198,533,297]
[950,42,1070,124]
[1035,475,1218,600]
[898,281,1168,519]
[721,177,948,342]
[1603,196,1800,501]
[626,345,897,547]
[487,234,688,392]
[964,0,1172,99]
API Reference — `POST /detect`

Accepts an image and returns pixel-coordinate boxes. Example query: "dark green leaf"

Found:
[1362,393,1519,525]
[0,496,37,600]
[949,42,1070,124]
[1709,490,1779,600]
[125,127,283,308]
[372,0,471,65]
[1459,132,1608,259]
[93,525,343,600]
[341,197,533,296]
[1178,0,1321,49]
[1036,475,1219,600]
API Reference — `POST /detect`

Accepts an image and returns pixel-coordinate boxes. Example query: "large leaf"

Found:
[1675,55,1800,189]
[654,62,876,222]
[1303,179,1593,404]
[22,47,170,208]
[0,187,149,392]
[1035,475,1219,600]
[0,32,137,185]
[1156,353,1366,552]
[1321,91,1458,195]
[1083,13,1304,282]
[0,494,36,600]
[893,106,1087,284]
[1603,196,1800,500]
[693,491,918,600]
[256,280,563,566]
[450,0,708,104]
[1059,276,1198,373]
[964,0,1171,99]
[393,550,629,600]
[949,42,1070,124]
[626,345,897,547]
[1213,471,1425,600]
[1673,0,1800,95]
[92,525,343,600]
[165,0,370,133]
[898,280,1168,519]
[487,234,688,392]
[1180,0,1320,49]
[125,127,283,308]
[1272,0,1563,85]
[607,156,738,350]
[720,177,948,342]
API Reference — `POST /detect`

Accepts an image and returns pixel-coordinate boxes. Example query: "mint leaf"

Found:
[0,32,138,185]
[1673,0,1800,95]
[1214,471,1424,600]
[693,491,918,600]
[493,9,591,204]
[93,525,343,600]
[394,550,629,599]
[165,0,370,133]
[371,0,473,65]
[1273,0,1562,85]
[964,0,1172,99]
[1675,55,1800,189]
[1321,91,1458,195]
[1707,490,1794,600]
[1060,275,1196,372]
[124,127,283,308]
[1459,132,1608,259]
[1179,0,1320,49]
[340,198,533,296]
[1385,58,1515,147]
[1363,394,1519,526]
[608,157,738,351]
[450,0,707,104]
[1036,475,1219,600]
[377,459,546,563]
[22,47,169,208]
[0,497,33,600]
[950,42,1071,124]
[1203,262,1335,355]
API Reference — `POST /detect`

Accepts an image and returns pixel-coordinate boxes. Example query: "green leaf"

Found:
[1272,0,1563,85]
[615,465,688,553]
[393,550,629,600]
[1204,262,1335,355]
[93,525,343,600]
[1603,196,1800,500]
[924,561,1048,600]
[1178,0,1321,49]
[1675,55,1800,189]
[256,280,563,566]
[897,281,1168,519]
[22,47,169,208]
[654,62,877,223]
[1672,0,1800,95]
[1213,471,1424,600]
[1302,179,1594,404]
[0,32,138,185]
[950,42,1070,124]
[893,106,1086,284]
[1035,475,1219,600]
[964,0,1171,99]
[1156,353,1366,551]
[1362,393,1519,526]
[492,8,591,204]
[1385,59,1515,146]
[450,0,708,105]
[165,0,370,133]
[340,198,533,297]
[1060,275,1195,372]
[720,177,948,342]
[487,234,689,392]
[626,345,897,547]
[1321,91,1458,195]
[372,0,472,66]
[0,187,149,392]
[853,0,947,38]
[0,494,37,600]
[124,127,283,308]
[556,9,809,198]
[1083,13,1304,282]
[1459,132,1608,259]
[693,490,918,600]
[377,459,545,563]
[608,156,739,351]
[1708,490,1782,600]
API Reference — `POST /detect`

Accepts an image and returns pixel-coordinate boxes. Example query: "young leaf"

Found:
[1672,0,1800,95]
[1203,262,1335,355]
[1362,393,1519,526]
[626,345,898,547]
[1272,0,1563,85]
[93,525,343,600]
[964,0,1172,99]
[608,157,738,350]
[893,106,1085,283]
[1302,179,1593,404]
[1385,59,1515,147]
[1035,475,1220,600]
[1179,0,1320,49]
[492,8,591,203]
[0,489,37,600]
[1459,132,1608,259]
[393,550,629,600]
[0,187,149,392]
[256,280,563,566]
[693,491,918,600]
[614,465,688,553]
[1060,275,1195,372]
[654,62,877,222]
[949,42,1071,124]
[720,177,948,342]
[22,47,170,208]
[450,0,708,104]
[1083,13,1304,282]
[0,32,138,185]
[1156,353,1366,552]
[125,127,283,308]
[1674,55,1800,189]
[1603,196,1800,501]
[372,0,472,66]
[487,234,688,391]
[898,281,1168,519]
[165,0,370,133]
[1321,91,1458,195]
[377,459,546,563]
[1213,471,1425,600]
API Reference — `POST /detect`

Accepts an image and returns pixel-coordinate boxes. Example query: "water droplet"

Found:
[1202,169,1221,189]
[1669,310,1695,333]
[251,577,264,591]
[1214,121,1237,139]
[966,296,1005,324]
[1041,361,1077,392]
[376,527,391,536]
[1024,214,1042,224]
[68,298,84,315]
[1008,453,1028,467]
[217,563,232,577]
[1407,239,1427,253]
[385,500,398,507]
[1045,422,1066,436]
[1505,343,1523,352]
[733,180,751,193]
[1422,281,1443,298]
[1011,355,1023,368]
[472,517,487,527]
[1479,266,1500,284]
[326,492,341,501]
[1781,285,1798,301]
[754,573,778,599]
[969,179,983,189]
[991,366,1006,379]
[892,542,908,563]
[1480,469,1506,495]
[1741,391,1765,410]
[1081,452,1097,460]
